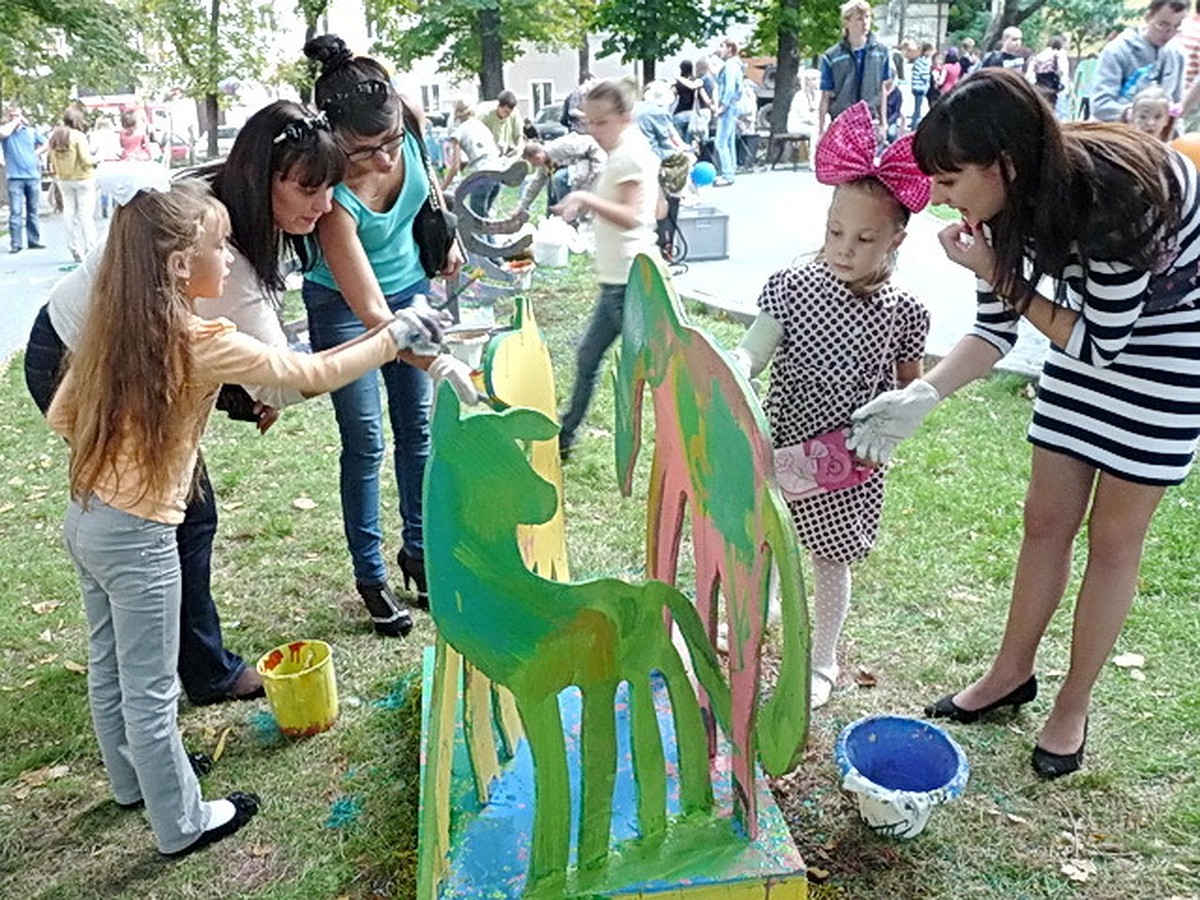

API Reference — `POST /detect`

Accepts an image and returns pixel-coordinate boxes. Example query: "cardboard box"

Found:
[676,205,729,261]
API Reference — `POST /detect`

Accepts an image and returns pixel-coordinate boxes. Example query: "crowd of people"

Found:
[8,7,1200,865]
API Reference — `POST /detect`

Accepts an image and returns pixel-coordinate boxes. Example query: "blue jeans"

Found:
[7,177,41,250]
[303,278,432,585]
[24,305,248,703]
[715,106,739,181]
[560,282,627,449]
[909,91,925,131]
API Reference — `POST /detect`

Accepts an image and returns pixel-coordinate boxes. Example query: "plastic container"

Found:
[256,639,339,737]
[675,205,729,261]
[444,330,491,369]
[835,715,969,839]
[532,237,569,268]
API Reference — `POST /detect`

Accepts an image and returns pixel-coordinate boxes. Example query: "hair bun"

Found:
[304,34,352,73]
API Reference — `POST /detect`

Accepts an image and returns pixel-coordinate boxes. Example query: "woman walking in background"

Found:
[47,108,98,262]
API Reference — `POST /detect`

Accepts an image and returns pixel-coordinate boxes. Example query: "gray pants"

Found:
[63,498,213,853]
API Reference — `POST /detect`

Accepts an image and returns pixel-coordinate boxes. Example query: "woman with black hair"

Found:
[301,34,475,634]
[849,69,1200,779]
[24,99,348,702]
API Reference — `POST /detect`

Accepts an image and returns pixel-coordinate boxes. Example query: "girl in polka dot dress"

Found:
[732,102,932,708]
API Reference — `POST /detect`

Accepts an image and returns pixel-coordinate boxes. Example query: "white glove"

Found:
[847,379,941,464]
[428,354,482,405]
[387,307,443,356]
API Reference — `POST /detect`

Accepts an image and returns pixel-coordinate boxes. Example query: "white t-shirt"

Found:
[450,117,500,173]
[47,243,303,409]
[592,126,660,285]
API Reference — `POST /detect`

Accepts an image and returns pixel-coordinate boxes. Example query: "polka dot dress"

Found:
[759,261,931,563]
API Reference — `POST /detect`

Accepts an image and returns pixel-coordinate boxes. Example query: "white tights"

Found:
[810,553,852,685]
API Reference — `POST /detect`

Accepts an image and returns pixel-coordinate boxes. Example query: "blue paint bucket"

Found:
[835,715,969,839]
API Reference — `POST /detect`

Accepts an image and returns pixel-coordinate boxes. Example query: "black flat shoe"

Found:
[162,791,261,859]
[1032,720,1087,780]
[397,552,429,611]
[356,581,413,637]
[925,674,1038,724]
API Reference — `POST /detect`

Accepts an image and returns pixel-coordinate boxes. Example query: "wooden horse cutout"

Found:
[614,252,811,835]
[421,384,733,898]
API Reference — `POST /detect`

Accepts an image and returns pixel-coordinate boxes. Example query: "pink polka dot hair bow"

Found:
[814,101,931,212]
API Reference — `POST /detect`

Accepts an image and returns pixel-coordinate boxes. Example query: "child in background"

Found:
[1125,85,1176,141]
[552,78,660,459]
[731,102,931,708]
[118,108,152,161]
[47,179,444,857]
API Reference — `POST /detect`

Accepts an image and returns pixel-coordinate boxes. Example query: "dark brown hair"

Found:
[913,68,1178,310]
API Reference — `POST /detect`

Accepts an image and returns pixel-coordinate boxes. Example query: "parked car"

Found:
[167,133,193,163]
[197,124,241,158]
[531,103,567,141]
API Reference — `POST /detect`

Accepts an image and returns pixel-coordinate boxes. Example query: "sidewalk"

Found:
[670,168,1049,377]
[1,203,108,363]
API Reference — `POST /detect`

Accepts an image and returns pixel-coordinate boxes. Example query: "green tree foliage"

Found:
[593,0,746,82]
[1044,0,1127,57]
[369,0,584,100]
[138,0,276,155]
[744,0,840,135]
[0,0,134,118]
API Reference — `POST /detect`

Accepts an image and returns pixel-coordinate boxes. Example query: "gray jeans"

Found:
[63,497,212,853]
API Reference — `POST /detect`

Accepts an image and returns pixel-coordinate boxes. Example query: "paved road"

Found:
[3,172,1050,377]
[1,204,110,363]
[671,167,1049,377]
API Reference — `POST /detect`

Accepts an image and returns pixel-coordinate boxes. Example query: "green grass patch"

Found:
[1,254,1197,898]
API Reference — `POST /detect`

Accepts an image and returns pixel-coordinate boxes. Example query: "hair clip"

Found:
[272,111,331,145]
[325,79,390,111]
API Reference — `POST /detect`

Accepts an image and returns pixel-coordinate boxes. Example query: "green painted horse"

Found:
[424,385,733,896]
[614,253,811,837]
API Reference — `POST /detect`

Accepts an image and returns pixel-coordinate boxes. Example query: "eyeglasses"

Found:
[272,112,330,146]
[340,126,405,162]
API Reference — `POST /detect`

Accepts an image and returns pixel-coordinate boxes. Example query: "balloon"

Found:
[691,160,717,187]
[1170,133,1200,169]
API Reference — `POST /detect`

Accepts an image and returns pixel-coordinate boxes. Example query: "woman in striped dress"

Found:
[847,68,1200,779]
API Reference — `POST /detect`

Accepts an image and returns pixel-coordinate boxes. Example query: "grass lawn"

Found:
[0,254,1197,899]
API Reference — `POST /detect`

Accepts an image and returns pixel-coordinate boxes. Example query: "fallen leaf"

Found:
[0,678,37,692]
[18,764,70,788]
[807,866,831,883]
[292,497,317,510]
[1113,652,1145,669]
[221,501,244,512]
[1129,668,1146,681]
[213,726,232,763]
[1005,813,1028,824]
[38,629,54,643]
[63,659,87,674]
[854,666,878,688]
[32,601,62,615]
[1061,859,1096,883]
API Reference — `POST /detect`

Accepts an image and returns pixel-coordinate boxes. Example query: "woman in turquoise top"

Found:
[302,34,469,636]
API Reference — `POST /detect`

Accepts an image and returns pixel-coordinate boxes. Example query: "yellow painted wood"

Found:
[485,296,570,581]
[601,875,807,899]
[417,639,459,900]
[463,664,501,804]
[493,682,523,761]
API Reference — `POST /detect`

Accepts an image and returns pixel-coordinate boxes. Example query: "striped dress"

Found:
[972,150,1200,485]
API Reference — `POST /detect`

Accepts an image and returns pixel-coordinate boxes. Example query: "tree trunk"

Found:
[773,0,801,136]
[982,0,1049,53]
[204,92,220,158]
[478,6,504,100]
[573,34,588,80]
[302,22,317,105]
[643,57,656,83]
[206,0,221,159]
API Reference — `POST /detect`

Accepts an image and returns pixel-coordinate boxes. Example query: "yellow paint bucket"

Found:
[256,639,338,737]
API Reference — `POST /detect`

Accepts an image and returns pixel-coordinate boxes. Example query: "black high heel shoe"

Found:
[924,674,1038,724]
[397,552,429,611]
[356,582,413,637]
[1032,719,1087,780]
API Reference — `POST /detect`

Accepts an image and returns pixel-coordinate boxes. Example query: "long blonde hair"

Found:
[65,180,228,507]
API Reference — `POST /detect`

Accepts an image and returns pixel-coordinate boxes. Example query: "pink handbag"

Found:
[774,428,875,501]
